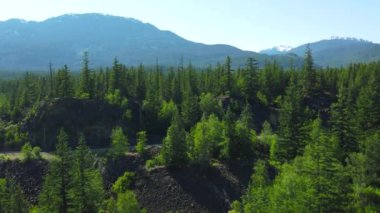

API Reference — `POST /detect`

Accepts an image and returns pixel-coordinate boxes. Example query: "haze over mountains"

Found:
[0,13,379,70]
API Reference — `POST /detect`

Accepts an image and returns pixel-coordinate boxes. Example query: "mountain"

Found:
[0,13,302,71]
[289,38,380,67]
[260,45,292,55]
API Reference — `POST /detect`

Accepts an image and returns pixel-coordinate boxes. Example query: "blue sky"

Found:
[0,0,378,51]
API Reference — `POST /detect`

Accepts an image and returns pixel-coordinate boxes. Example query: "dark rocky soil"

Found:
[133,162,252,213]
[0,160,48,204]
[1,150,253,213]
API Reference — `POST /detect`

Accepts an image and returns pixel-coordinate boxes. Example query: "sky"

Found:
[0,0,379,52]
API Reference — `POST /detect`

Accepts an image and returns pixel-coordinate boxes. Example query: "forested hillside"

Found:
[1,47,380,212]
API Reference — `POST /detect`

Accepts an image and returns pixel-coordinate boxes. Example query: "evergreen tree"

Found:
[242,160,270,212]
[181,88,200,129]
[70,135,104,213]
[160,111,188,167]
[110,127,129,157]
[39,129,72,213]
[230,104,255,159]
[109,58,122,93]
[277,73,306,162]
[349,133,380,212]
[330,84,357,160]
[221,56,233,94]
[79,51,94,98]
[302,45,316,93]
[0,178,29,213]
[136,131,147,155]
[239,57,258,102]
[55,65,73,98]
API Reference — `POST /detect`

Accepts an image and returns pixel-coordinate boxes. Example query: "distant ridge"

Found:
[260,38,380,67]
[0,13,302,71]
[288,38,380,67]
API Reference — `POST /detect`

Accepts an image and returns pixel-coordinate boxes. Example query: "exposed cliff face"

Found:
[21,98,140,150]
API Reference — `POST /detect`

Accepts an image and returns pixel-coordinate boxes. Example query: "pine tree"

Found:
[55,65,73,98]
[243,160,270,212]
[109,57,122,93]
[181,88,200,129]
[70,135,104,212]
[0,178,29,213]
[110,127,129,157]
[277,73,306,162]
[302,44,316,93]
[330,84,357,160]
[160,111,188,167]
[301,119,349,212]
[79,51,94,98]
[221,56,233,94]
[239,57,258,102]
[136,131,147,155]
[349,133,380,212]
[39,129,72,213]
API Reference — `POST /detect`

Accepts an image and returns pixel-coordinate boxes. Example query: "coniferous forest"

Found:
[1,47,380,212]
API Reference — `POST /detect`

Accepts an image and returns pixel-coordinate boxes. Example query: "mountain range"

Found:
[260,38,380,67]
[0,13,379,71]
[0,13,301,71]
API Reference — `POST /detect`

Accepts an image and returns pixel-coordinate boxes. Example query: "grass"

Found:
[0,152,56,161]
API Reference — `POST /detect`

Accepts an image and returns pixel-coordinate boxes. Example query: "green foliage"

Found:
[238,57,258,101]
[235,119,351,212]
[160,112,188,167]
[158,100,177,128]
[110,126,129,157]
[105,89,129,108]
[187,114,229,165]
[39,131,104,213]
[4,124,29,150]
[38,128,72,213]
[112,172,135,193]
[104,190,145,213]
[55,65,73,98]
[256,91,268,106]
[2,50,380,212]
[21,142,33,161]
[70,135,104,212]
[199,93,222,117]
[32,146,42,159]
[0,178,29,213]
[228,104,256,159]
[79,51,95,99]
[242,160,270,212]
[277,73,306,162]
[136,131,147,155]
[181,89,200,129]
[21,142,42,161]
[145,156,163,169]
[302,45,317,93]
[102,170,145,213]
[349,133,380,212]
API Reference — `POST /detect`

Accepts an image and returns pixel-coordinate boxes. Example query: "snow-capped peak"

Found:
[274,45,292,52]
[259,45,293,55]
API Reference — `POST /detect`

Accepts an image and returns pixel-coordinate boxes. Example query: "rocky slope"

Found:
[0,152,253,213]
